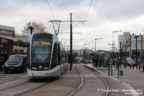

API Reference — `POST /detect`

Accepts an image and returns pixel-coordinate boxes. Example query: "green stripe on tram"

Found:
[55,41,60,44]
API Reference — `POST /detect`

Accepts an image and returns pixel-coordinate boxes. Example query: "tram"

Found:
[27,33,67,78]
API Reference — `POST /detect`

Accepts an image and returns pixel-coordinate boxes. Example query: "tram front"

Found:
[27,33,53,77]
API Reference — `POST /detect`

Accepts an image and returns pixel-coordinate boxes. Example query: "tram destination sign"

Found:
[33,41,51,46]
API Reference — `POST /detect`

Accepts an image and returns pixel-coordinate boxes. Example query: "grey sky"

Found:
[0,0,144,50]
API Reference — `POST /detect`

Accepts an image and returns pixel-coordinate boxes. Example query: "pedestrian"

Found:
[92,54,96,66]
[99,56,102,67]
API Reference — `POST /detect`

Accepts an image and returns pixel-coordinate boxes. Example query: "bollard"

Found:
[119,66,124,76]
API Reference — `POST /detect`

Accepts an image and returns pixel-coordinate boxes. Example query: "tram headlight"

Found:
[44,67,49,70]
[32,66,37,70]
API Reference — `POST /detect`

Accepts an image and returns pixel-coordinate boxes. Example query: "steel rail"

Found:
[14,82,48,96]
[84,65,110,96]
[67,67,85,96]
[0,80,28,92]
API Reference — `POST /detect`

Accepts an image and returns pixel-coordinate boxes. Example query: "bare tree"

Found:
[22,21,46,38]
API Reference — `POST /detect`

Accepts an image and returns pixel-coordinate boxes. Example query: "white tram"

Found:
[27,33,67,78]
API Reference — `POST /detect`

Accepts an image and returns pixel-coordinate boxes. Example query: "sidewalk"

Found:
[117,67,144,96]
[85,64,144,96]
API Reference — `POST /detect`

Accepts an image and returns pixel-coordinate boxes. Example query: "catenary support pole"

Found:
[70,13,73,71]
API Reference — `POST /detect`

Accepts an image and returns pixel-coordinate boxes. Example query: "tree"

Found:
[73,52,78,58]
[22,21,46,37]
[82,50,88,59]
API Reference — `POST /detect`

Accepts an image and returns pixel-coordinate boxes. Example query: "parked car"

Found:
[80,59,90,64]
[4,54,27,73]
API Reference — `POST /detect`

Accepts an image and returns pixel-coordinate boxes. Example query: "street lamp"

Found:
[112,30,122,52]
[108,43,114,76]
[95,38,102,54]
[112,30,122,77]
[28,26,34,70]
[28,26,34,35]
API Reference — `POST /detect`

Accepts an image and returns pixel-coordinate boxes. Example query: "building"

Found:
[13,35,28,53]
[0,25,28,70]
[118,32,144,58]
[0,25,15,56]
[0,25,15,69]
[0,25,15,38]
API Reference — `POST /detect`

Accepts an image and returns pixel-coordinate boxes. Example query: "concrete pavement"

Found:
[85,64,143,96]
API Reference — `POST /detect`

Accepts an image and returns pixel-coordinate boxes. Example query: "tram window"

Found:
[51,43,59,68]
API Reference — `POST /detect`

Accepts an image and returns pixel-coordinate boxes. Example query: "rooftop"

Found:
[0,25,14,31]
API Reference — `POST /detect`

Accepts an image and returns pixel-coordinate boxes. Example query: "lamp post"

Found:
[28,26,33,70]
[112,30,122,76]
[28,26,34,35]
[108,43,113,76]
[112,30,122,53]
[95,38,102,54]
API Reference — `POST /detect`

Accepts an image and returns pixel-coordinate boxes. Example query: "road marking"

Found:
[20,75,27,78]
[122,82,140,96]
[1,78,27,86]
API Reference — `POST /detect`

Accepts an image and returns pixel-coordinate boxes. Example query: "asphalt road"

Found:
[0,64,131,96]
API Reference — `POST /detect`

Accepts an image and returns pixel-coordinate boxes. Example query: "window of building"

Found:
[2,39,7,43]
[0,44,3,48]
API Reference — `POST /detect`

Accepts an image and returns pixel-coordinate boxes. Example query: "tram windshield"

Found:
[31,34,52,65]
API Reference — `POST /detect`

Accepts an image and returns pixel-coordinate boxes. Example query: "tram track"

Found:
[14,82,48,96]
[83,65,110,96]
[67,66,85,96]
[0,64,111,96]
[0,65,83,96]
[0,76,26,85]
[0,79,51,96]
[67,64,110,96]
[0,80,28,92]
[0,73,26,84]
[14,65,83,96]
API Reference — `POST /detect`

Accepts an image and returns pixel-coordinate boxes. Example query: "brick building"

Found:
[0,25,15,69]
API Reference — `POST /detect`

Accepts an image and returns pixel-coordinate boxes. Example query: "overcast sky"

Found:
[0,0,144,50]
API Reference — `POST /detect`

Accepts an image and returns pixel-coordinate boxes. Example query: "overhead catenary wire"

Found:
[46,0,57,21]
[77,0,93,48]
[46,0,61,35]
[85,0,93,19]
